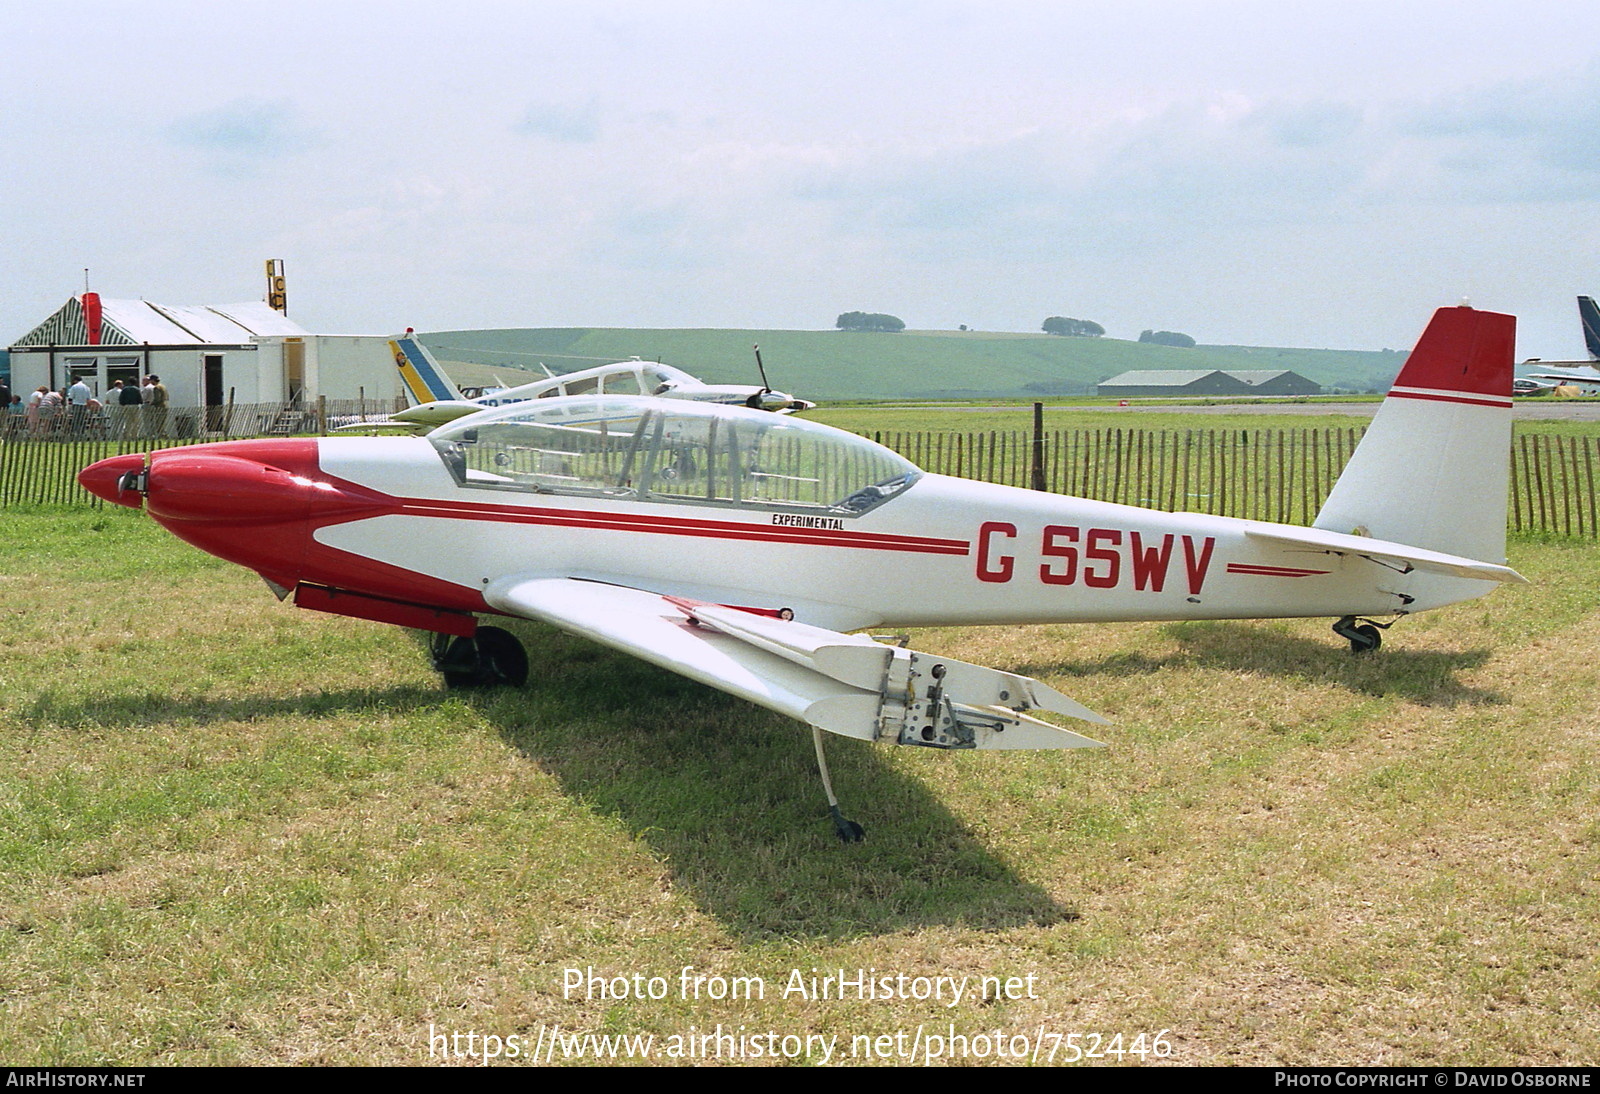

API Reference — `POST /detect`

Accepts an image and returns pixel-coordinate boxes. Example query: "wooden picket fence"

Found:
[3,419,1596,539]
[869,425,1596,538]
[1511,432,1600,539]
[0,397,401,508]
[870,426,1365,528]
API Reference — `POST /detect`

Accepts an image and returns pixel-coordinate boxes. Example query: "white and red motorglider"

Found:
[81,306,1526,840]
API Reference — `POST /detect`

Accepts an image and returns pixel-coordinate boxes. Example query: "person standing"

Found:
[106,381,124,435]
[143,375,168,437]
[26,387,44,434]
[67,376,92,434]
[117,377,143,438]
[39,388,64,433]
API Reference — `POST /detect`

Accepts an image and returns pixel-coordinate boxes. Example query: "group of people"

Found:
[3,375,169,437]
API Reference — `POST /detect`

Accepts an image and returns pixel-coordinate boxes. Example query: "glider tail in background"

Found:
[390,336,464,406]
[1314,305,1516,566]
[1579,295,1600,361]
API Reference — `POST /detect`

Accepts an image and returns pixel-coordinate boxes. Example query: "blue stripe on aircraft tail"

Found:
[393,338,458,402]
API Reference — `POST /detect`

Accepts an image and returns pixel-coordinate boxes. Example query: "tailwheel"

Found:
[1332,615,1387,654]
[431,626,529,689]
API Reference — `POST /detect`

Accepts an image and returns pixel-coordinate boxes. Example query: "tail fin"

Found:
[390,336,464,405]
[1579,296,1600,360]
[1314,306,1515,564]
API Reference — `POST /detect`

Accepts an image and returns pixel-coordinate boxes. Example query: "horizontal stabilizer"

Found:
[1243,524,1528,584]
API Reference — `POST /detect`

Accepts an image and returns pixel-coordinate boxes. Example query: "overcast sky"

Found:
[6,0,1600,358]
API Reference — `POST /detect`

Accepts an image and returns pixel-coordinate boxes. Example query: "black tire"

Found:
[434,634,478,690]
[1349,624,1382,654]
[438,627,529,689]
[474,626,530,687]
[441,669,478,690]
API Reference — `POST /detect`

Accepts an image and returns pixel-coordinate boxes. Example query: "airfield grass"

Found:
[812,404,1379,436]
[1,508,1597,1066]
[811,402,1600,439]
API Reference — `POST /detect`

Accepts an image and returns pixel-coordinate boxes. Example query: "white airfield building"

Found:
[7,291,408,413]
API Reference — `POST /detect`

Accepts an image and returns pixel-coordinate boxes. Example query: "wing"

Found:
[389,401,484,429]
[1245,524,1529,585]
[483,575,1106,750]
[331,401,486,436]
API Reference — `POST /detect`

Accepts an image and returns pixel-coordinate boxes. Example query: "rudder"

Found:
[390,337,464,405]
[1314,306,1515,565]
[1579,295,1600,360]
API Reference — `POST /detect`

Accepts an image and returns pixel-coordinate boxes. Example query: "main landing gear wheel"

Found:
[1332,615,1385,654]
[432,626,530,689]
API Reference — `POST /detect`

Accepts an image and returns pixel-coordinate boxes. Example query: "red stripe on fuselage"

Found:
[387,496,971,555]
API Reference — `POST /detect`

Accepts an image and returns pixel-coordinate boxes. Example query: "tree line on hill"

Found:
[836,309,1195,346]
[1138,329,1196,347]
[1041,316,1104,337]
[835,312,906,332]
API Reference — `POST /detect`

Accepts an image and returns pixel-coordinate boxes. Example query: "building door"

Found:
[203,354,225,431]
[283,340,305,408]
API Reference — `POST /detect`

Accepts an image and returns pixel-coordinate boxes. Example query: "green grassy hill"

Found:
[419,327,1405,401]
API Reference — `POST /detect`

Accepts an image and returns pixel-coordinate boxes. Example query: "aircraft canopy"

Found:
[428,396,918,515]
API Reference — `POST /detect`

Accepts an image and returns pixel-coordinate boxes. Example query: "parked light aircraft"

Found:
[368,336,814,434]
[1520,295,1600,390]
[80,306,1525,840]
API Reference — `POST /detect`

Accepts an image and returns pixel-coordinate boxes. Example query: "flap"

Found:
[483,576,1105,748]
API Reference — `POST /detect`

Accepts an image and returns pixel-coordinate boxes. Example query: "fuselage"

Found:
[80,426,1487,636]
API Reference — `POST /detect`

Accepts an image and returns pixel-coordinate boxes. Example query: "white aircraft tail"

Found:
[1314,305,1515,564]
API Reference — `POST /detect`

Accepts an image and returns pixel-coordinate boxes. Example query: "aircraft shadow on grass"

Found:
[1013,621,1504,709]
[27,633,1083,943]
[418,624,1083,943]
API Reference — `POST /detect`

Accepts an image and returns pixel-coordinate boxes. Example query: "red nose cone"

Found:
[78,453,149,508]
[125,443,398,590]
[144,452,319,523]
